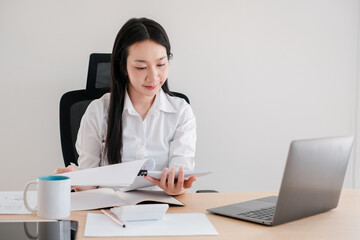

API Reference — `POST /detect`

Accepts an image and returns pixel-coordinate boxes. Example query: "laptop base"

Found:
[208,196,277,226]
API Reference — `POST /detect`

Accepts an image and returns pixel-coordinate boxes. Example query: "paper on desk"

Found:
[0,191,37,214]
[60,159,148,186]
[84,213,218,237]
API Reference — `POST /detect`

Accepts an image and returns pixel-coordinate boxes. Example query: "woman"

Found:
[56,18,196,195]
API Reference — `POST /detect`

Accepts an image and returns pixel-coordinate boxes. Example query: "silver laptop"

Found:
[207,136,354,226]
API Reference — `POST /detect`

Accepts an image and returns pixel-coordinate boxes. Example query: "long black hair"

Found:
[105,18,173,164]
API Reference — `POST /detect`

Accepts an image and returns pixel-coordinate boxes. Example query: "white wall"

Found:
[0,0,359,192]
[356,0,360,189]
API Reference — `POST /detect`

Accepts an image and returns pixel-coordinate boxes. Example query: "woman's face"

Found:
[126,40,169,100]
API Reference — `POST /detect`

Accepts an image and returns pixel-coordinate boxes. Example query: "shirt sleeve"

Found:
[75,98,107,169]
[168,104,196,171]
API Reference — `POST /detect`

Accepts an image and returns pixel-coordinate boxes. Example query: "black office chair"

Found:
[59,53,190,167]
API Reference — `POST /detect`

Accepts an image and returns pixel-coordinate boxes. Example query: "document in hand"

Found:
[61,159,148,187]
[71,188,184,211]
[60,159,212,191]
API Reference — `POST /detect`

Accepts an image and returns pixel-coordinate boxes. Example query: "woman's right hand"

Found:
[54,165,79,190]
[54,165,78,174]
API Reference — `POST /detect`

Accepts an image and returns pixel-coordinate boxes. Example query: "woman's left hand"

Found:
[144,166,196,195]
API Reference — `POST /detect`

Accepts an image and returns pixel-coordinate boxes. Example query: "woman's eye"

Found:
[135,67,146,70]
[158,63,166,67]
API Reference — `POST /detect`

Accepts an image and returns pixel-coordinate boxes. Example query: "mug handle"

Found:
[23,180,37,213]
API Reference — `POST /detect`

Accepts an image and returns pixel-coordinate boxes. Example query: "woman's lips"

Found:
[144,85,157,90]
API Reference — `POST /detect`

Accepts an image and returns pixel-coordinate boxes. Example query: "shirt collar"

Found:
[152,88,177,114]
[123,88,176,116]
[123,90,137,115]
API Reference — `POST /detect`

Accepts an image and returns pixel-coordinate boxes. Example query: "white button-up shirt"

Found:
[76,89,196,172]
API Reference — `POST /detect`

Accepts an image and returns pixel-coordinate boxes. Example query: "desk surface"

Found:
[1,189,360,240]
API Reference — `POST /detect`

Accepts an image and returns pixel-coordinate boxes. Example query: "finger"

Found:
[67,165,78,171]
[54,165,77,174]
[54,168,67,174]
[159,168,168,189]
[167,167,176,191]
[184,176,197,189]
[176,166,185,191]
[144,176,160,186]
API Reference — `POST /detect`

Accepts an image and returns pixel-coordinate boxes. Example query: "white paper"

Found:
[84,213,218,237]
[71,188,127,211]
[60,159,148,186]
[60,158,212,190]
[116,190,183,206]
[119,176,154,191]
[0,191,37,214]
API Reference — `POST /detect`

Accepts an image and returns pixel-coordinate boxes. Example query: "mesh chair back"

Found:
[86,53,111,98]
[60,91,94,166]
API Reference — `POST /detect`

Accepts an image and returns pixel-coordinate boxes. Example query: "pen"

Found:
[101,209,126,228]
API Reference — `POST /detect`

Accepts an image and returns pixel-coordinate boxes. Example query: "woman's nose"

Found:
[147,66,160,83]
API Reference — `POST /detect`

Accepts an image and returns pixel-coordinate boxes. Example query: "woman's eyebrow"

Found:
[134,56,167,63]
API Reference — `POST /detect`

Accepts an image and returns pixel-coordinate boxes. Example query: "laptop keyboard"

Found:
[237,206,275,221]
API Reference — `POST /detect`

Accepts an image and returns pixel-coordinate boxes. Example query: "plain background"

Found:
[1,0,360,192]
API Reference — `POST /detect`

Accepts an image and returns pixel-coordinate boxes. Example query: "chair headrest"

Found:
[86,53,111,98]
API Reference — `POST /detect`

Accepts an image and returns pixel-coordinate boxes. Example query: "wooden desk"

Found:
[1,189,359,239]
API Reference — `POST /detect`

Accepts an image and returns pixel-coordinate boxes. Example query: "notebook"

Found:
[207,136,354,226]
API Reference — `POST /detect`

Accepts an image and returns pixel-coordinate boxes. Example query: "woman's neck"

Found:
[128,89,156,120]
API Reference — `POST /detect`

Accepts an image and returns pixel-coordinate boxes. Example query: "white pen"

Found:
[101,209,126,228]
